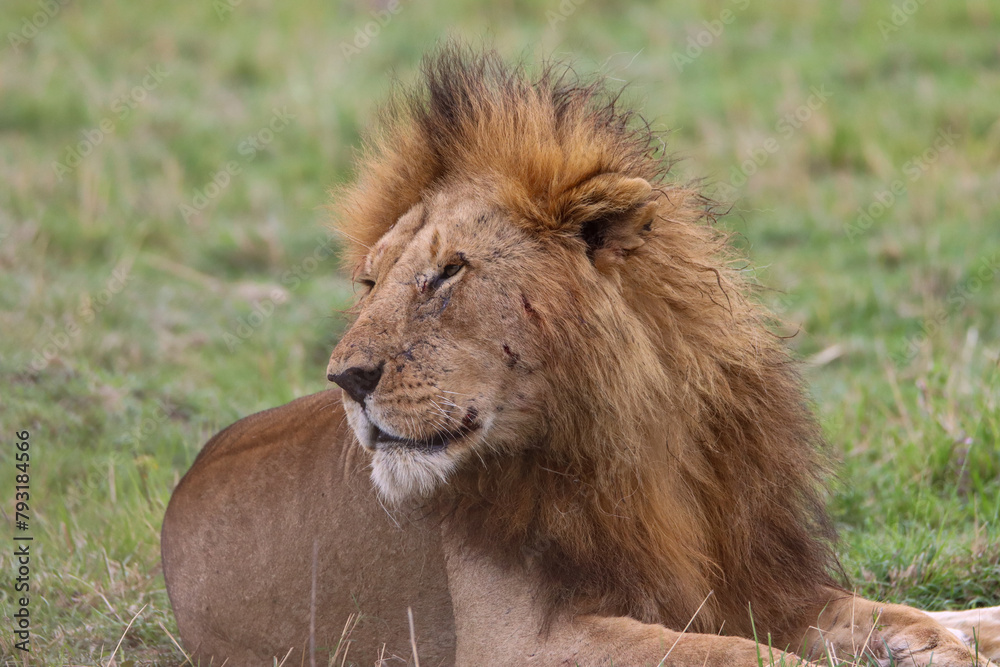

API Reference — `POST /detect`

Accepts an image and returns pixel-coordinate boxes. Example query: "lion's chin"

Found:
[370,447,460,505]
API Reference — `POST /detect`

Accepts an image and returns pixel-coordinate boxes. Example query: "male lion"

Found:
[161,48,999,666]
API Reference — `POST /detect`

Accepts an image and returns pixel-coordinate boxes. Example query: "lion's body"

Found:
[162,47,998,666]
[163,390,1000,666]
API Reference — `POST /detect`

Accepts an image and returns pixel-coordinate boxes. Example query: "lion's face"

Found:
[328,187,554,503]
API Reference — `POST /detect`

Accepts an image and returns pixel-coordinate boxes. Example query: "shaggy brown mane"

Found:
[331,45,841,640]
[333,46,661,268]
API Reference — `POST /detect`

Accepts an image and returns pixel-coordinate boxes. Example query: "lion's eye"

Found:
[441,262,464,279]
[357,278,376,291]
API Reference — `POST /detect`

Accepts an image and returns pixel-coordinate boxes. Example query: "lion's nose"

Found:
[328,364,384,404]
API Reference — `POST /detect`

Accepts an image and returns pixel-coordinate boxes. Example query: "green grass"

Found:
[1,0,998,664]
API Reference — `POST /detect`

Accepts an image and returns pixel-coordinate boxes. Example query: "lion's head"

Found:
[327,185,551,502]
[326,49,666,506]
[327,46,838,636]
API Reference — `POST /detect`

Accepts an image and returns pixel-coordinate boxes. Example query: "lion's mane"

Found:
[332,46,840,638]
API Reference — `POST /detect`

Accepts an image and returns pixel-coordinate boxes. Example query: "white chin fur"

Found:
[370,447,458,505]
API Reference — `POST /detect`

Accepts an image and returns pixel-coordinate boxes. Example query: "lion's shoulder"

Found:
[186,388,352,472]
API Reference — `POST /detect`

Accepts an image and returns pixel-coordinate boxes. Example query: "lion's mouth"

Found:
[372,407,481,453]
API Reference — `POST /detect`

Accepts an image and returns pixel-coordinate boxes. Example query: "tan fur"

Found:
[927,608,1000,660]
[162,47,997,666]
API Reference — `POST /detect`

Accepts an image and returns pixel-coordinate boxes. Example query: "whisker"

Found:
[375,492,401,529]
[330,227,372,250]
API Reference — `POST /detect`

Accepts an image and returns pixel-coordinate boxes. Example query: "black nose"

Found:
[328,365,383,404]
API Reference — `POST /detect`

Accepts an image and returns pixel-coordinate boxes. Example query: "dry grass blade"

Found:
[105,603,147,667]
[276,646,295,667]
[157,620,196,666]
[408,607,421,667]
[331,613,360,667]
[310,538,319,667]
[658,591,715,667]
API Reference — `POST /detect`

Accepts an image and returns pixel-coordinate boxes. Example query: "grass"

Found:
[0,0,997,664]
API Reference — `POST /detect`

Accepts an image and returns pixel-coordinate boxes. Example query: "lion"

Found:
[161,47,999,666]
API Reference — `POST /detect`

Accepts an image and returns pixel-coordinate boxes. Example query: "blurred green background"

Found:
[1,0,998,663]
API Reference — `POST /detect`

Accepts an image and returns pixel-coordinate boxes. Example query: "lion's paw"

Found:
[881,625,994,667]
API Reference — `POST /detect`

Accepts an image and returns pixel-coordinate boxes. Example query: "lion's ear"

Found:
[555,174,657,271]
